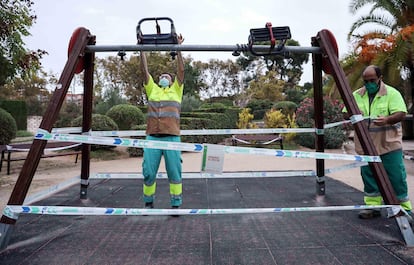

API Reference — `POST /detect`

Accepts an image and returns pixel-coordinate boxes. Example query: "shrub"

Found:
[181,95,202,112]
[295,97,347,149]
[106,104,144,130]
[0,108,17,144]
[0,100,27,130]
[272,101,297,116]
[199,102,226,109]
[237,108,257,129]
[54,102,82,128]
[246,99,274,120]
[264,109,286,128]
[71,114,119,150]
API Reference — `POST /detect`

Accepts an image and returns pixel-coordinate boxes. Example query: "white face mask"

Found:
[159,78,170,88]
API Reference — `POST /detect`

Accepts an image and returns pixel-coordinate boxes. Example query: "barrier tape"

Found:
[50,120,352,137]
[3,205,400,217]
[91,170,316,179]
[90,162,367,179]
[34,129,381,162]
[6,143,81,152]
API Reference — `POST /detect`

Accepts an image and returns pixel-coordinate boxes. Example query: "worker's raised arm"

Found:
[176,34,185,86]
[140,52,150,85]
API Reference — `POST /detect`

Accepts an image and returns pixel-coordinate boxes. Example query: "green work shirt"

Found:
[352,83,406,155]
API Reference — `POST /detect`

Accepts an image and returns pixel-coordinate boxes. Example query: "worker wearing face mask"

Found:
[140,34,185,213]
[349,65,412,219]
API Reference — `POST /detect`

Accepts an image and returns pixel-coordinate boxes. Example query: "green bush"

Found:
[0,100,27,130]
[54,102,82,128]
[295,97,347,149]
[71,114,119,150]
[181,95,202,112]
[0,108,17,144]
[246,99,274,120]
[273,101,298,116]
[106,104,145,130]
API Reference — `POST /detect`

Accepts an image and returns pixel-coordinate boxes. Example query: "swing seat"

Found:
[136,17,178,45]
[248,23,291,56]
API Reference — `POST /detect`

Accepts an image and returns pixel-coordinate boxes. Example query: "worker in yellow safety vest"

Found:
[140,34,185,212]
[344,65,412,219]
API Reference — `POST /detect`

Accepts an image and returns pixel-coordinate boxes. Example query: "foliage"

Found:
[16,130,33,137]
[295,97,347,149]
[54,102,82,128]
[71,114,118,150]
[199,102,226,109]
[346,0,414,109]
[236,108,257,129]
[247,70,285,102]
[0,0,46,86]
[285,83,312,104]
[183,62,203,98]
[94,87,127,115]
[181,117,223,144]
[193,59,242,98]
[237,38,308,87]
[0,73,51,114]
[263,39,309,84]
[246,99,274,120]
[106,104,144,130]
[264,109,286,128]
[181,94,202,112]
[285,113,298,142]
[0,100,27,130]
[263,108,297,142]
[0,108,17,144]
[272,101,297,116]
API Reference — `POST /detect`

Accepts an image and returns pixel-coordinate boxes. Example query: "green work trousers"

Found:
[142,135,182,206]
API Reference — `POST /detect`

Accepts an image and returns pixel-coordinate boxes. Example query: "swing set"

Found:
[1,17,413,249]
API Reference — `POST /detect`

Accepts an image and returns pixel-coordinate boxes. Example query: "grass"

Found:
[90,148,130,161]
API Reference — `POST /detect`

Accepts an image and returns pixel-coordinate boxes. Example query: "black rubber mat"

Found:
[1,176,414,265]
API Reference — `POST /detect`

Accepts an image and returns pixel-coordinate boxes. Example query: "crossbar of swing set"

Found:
[85,44,321,54]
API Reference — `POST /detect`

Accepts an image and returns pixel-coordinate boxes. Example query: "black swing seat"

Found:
[136,17,178,45]
[248,23,291,56]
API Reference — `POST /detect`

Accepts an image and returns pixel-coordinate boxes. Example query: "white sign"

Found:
[201,144,225,174]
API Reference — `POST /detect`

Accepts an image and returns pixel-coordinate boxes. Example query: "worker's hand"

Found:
[373,116,388,126]
[177,34,184,44]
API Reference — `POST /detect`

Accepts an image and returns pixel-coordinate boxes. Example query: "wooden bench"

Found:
[231,134,283,149]
[0,142,81,175]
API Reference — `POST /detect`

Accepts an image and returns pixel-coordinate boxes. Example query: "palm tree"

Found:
[345,0,414,109]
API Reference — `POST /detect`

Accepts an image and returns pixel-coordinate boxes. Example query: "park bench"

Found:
[231,134,283,149]
[0,141,81,175]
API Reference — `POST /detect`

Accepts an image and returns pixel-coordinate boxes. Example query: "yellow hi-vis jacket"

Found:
[144,75,183,136]
[352,82,406,155]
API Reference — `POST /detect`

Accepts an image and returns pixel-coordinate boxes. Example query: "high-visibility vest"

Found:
[353,83,406,155]
[144,75,183,136]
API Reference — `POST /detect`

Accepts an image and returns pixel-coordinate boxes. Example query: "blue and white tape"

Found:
[34,129,381,162]
[3,204,400,217]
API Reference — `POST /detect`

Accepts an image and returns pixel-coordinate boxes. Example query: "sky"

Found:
[25,0,369,90]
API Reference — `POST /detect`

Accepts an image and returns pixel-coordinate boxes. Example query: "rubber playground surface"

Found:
[1,175,414,265]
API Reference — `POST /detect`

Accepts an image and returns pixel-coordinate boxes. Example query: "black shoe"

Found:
[358,209,381,219]
[145,202,154,209]
[171,205,180,217]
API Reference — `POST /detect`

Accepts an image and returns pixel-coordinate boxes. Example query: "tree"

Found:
[195,59,242,99]
[1,71,51,115]
[246,70,285,102]
[0,0,46,87]
[263,39,309,85]
[347,0,414,107]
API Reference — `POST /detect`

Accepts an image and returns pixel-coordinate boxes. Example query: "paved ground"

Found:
[1,142,414,264]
